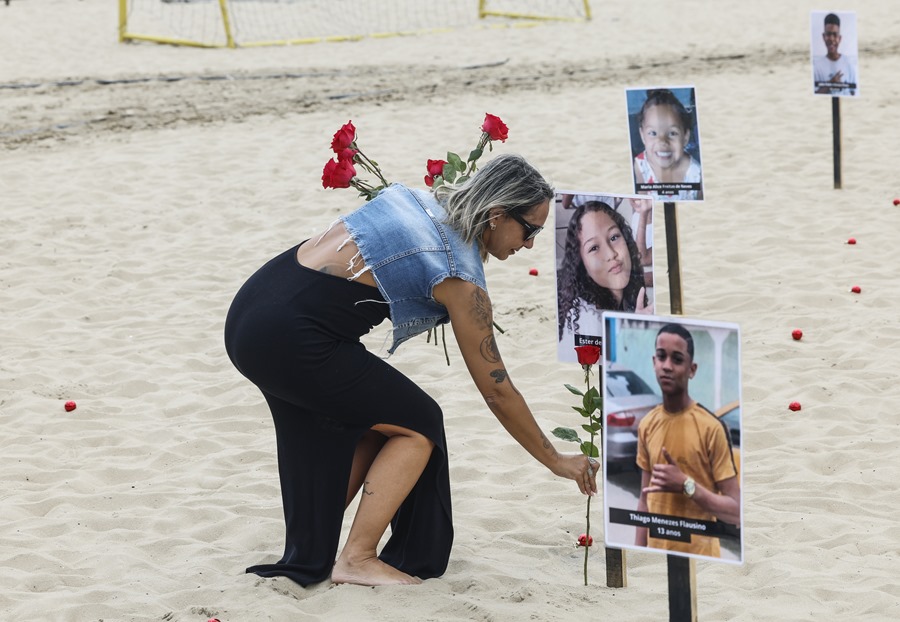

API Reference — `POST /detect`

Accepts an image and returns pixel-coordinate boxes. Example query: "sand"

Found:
[3,0,900,620]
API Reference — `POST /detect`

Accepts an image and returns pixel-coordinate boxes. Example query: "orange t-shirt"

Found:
[636,402,738,557]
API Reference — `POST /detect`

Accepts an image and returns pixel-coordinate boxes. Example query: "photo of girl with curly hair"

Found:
[556,193,654,363]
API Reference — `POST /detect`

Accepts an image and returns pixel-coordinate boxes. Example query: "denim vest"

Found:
[340,184,487,354]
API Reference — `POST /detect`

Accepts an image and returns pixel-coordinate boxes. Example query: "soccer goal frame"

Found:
[118,0,592,49]
[478,0,592,22]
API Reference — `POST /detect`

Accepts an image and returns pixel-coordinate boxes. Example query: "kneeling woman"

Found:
[224,154,597,587]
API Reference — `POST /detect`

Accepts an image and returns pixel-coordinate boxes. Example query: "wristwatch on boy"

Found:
[682,477,696,498]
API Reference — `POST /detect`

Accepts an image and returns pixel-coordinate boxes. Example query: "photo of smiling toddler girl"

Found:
[626,87,704,202]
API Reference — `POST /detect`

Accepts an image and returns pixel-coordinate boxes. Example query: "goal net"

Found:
[118,0,592,48]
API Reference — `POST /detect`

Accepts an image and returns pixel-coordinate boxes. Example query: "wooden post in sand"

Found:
[667,555,698,622]
[601,364,626,588]
[663,201,696,620]
[664,202,684,315]
[605,547,626,587]
[832,97,842,189]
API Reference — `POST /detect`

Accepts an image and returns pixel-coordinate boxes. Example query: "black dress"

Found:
[223,244,453,586]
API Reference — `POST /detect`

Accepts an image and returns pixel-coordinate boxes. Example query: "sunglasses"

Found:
[506,211,544,241]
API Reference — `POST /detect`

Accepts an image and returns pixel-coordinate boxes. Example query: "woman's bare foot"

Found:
[332,554,422,586]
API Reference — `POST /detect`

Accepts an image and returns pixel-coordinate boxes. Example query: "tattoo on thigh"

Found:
[362,481,374,496]
[480,334,501,363]
[471,288,493,330]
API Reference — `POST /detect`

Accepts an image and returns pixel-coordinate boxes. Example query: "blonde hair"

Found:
[434,154,553,259]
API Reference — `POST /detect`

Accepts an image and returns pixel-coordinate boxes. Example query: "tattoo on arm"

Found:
[480,334,501,363]
[362,481,374,496]
[471,288,493,330]
[540,431,552,450]
[490,368,522,395]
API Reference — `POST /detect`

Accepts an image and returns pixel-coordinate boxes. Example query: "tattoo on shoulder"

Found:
[480,334,501,363]
[471,288,493,330]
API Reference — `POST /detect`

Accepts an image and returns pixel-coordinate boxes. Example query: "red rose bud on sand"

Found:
[529,268,539,276]
[792,329,803,341]
[577,533,593,547]
[894,199,900,206]
[64,401,77,412]
[847,238,856,245]
[851,286,862,294]
[789,402,802,411]
[207,619,221,622]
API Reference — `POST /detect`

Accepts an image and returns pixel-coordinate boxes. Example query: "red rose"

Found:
[577,533,593,547]
[336,147,357,162]
[481,113,508,142]
[64,400,77,412]
[426,159,446,177]
[322,158,356,189]
[574,345,601,366]
[330,121,356,153]
[424,159,448,187]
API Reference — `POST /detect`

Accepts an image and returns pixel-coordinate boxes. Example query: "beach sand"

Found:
[3,1,900,620]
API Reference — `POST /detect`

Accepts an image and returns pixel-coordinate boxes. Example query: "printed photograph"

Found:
[811,11,859,97]
[555,191,655,363]
[602,313,743,564]
[626,86,704,202]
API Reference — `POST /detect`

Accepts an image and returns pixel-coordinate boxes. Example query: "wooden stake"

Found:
[664,202,684,315]
[600,367,626,588]
[667,555,697,622]
[605,547,627,587]
[664,206,693,618]
[663,203,697,622]
[832,97,842,189]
